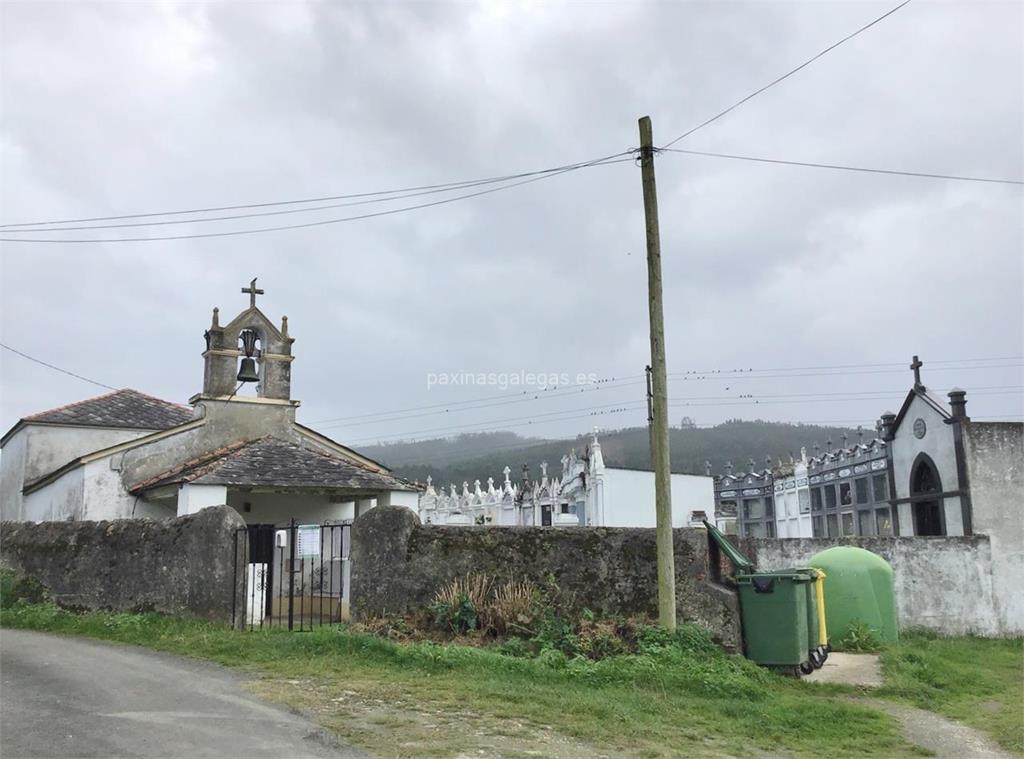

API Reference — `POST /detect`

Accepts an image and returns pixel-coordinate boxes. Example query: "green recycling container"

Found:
[736,571,812,668]
[809,547,898,643]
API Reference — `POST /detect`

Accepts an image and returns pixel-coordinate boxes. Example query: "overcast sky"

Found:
[1,0,1021,453]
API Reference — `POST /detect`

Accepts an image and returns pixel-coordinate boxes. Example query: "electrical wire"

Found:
[662,148,1024,186]
[309,358,1022,428]
[0,343,117,390]
[1,155,636,233]
[0,154,631,243]
[337,383,1022,446]
[0,153,631,229]
[661,0,914,148]
[307,374,638,424]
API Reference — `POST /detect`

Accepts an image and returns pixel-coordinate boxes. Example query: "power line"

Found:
[0,153,629,230]
[1,155,636,233]
[307,374,643,426]
[310,357,1023,428]
[662,148,1024,186]
[669,363,1023,381]
[340,382,1022,447]
[0,343,117,390]
[0,154,631,244]
[661,0,913,148]
[344,401,649,446]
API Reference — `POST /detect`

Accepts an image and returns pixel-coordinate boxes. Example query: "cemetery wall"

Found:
[741,535,1022,636]
[0,506,245,623]
[350,506,742,650]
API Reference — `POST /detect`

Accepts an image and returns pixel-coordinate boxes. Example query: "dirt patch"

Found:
[244,676,613,759]
[859,698,1015,759]
[803,652,884,687]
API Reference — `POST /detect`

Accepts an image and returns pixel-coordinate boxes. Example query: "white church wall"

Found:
[601,468,714,528]
[24,425,152,484]
[177,484,228,516]
[2,425,148,522]
[82,459,149,520]
[0,429,29,520]
[22,467,85,522]
[891,394,963,535]
[388,490,420,511]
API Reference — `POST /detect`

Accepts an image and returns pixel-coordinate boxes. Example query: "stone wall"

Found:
[350,506,741,650]
[0,506,246,623]
[740,535,1020,637]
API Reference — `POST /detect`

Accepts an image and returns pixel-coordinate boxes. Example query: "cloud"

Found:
[1,0,1021,445]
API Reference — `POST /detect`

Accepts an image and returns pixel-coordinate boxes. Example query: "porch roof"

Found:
[130,437,416,494]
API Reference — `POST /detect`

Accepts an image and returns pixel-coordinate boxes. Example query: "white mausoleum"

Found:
[418,432,717,529]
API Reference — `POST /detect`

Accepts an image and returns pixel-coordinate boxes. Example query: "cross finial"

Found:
[911,355,924,389]
[242,277,264,308]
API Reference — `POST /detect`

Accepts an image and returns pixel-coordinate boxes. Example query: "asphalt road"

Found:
[0,629,361,759]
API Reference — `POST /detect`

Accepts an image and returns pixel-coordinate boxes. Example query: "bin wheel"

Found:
[818,646,829,663]
[799,661,814,675]
[810,650,825,669]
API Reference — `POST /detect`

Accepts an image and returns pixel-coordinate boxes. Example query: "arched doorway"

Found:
[910,454,945,536]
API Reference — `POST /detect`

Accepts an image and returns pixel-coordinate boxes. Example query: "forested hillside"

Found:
[356,420,864,488]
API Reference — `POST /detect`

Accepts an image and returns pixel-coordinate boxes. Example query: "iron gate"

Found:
[232,520,350,631]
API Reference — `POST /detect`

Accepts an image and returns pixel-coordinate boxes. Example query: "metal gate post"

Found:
[287,518,296,631]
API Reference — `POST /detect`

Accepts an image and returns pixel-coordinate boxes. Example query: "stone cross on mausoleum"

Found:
[911,355,924,390]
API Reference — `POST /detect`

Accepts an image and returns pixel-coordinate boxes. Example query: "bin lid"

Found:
[736,572,813,583]
[703,519,754,572]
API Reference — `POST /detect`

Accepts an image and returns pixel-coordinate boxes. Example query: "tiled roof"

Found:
[132,437,416,493]
[22,389,192,431]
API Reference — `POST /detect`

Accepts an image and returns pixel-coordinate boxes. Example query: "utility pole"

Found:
[638,115,676,630]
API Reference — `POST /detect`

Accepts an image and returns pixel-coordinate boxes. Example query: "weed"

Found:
[836,619,885,652]
[483,578,538,636]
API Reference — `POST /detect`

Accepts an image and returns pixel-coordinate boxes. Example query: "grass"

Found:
[878,630,1024,753]
[1,601,918,758]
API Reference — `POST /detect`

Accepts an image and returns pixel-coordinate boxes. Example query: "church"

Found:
[0,281,419,525]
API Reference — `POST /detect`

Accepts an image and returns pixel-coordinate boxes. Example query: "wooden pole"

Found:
[638,115,676,630]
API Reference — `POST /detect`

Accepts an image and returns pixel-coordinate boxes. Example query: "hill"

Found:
[356,420,864,488]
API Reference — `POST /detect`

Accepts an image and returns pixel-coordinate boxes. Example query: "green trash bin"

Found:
[736,571,813,673]
[703,520,818,675]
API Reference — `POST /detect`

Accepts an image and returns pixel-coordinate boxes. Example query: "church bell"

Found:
[237,328,260,383]
[237,357,259,383]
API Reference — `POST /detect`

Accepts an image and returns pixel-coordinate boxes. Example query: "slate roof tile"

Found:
[23,389,193,431]
[133,437,415,493]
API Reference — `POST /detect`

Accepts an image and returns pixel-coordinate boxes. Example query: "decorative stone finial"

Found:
[503,465,511,483]
[704,460,712,476]
[948,388,969,421]
[281,315,289,337]
[211,307,220,328]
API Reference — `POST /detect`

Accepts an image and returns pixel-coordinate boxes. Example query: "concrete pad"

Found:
[803,651,884,687]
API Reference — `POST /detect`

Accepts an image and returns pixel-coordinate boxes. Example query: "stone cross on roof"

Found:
[911,355,924,390]
[241,277,264,308]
